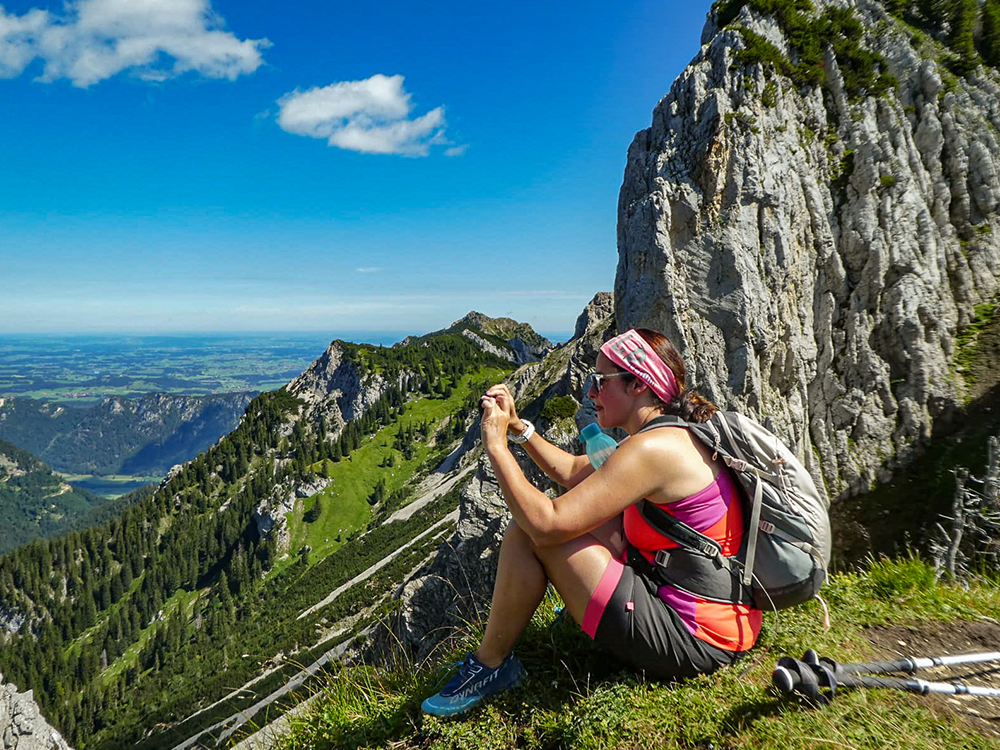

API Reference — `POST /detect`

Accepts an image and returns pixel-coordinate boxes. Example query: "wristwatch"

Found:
[508,419,535,444]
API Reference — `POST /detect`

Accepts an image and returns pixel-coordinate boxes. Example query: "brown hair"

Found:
[626,328,719,423]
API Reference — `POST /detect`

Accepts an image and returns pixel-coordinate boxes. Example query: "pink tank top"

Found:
[623,467,762,652]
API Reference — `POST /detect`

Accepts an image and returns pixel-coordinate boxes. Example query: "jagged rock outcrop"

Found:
[574,291,615,341]
[0,675,73,750]
[0,609,24,637]
[253,476,332,553]
[616,0,1000,500]
[460,330,520,364]
[569,292,618,429]
[287,341,407,433]
[391,461,512,661]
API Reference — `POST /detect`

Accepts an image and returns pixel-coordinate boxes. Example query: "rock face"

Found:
[253,476,332,554]
[0,674,73,750]
[391,461,512,661]
[287,341,406,433]
[460,330,520,364]
[616,0,1000,499]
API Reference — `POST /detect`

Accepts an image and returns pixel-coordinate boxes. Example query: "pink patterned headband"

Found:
[600,329,680,404]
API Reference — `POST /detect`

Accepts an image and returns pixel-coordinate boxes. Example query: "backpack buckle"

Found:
[726,457,750,472]
[654,549,671,567]
[701,541,722,558]
[759,520,776,534]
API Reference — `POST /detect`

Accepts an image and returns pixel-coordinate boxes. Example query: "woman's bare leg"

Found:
[476,521,547,668]
[476,520,613,668]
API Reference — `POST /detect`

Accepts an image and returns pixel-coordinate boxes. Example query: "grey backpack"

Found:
[637,412,831,611]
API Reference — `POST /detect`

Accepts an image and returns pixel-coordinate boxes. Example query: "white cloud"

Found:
[444,144,468,157]
[0,0,268,87]
[355,267,384,274]
[277,74,456,157]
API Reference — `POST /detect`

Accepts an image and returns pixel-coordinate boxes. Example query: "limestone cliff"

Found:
[286,341,406,434]
[616,0,1000,499]
[0,675,73,750]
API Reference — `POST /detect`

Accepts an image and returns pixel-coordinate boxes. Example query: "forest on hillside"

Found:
[0,333,514,749]
[0,439,109,554]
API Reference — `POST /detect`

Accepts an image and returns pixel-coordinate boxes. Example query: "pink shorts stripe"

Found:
[582,556,625,639]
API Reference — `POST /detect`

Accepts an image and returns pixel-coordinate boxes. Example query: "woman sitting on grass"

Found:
[421,328,762,717]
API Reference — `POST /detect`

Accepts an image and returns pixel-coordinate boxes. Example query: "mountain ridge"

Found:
[0,392,255,476]
[394,310,553,364]
[0,312,538,749]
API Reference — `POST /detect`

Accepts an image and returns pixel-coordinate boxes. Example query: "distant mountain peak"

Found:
[449,311,551,350]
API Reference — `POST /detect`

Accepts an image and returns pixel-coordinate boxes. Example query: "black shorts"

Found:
[591,560,740,681]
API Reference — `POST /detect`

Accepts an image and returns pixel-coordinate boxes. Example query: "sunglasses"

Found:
[589,371,632,394]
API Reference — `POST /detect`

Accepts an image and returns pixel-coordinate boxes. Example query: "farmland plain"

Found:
[0,332,406,405]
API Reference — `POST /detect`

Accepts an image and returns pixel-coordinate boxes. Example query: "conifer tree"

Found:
[950,0,979,74]
[983,0,1000,67]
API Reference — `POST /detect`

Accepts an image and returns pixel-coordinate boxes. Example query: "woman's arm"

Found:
[485,385,592,488]
[481,392,666,548]
[516,421,594,488]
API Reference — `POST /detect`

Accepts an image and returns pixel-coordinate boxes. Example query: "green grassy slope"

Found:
[248,557,1000,750]
[278,365,506,573]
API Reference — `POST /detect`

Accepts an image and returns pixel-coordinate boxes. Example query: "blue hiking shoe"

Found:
[421,653,526,717]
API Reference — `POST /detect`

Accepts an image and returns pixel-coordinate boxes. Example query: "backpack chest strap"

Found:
[636,500,755,606]
[627,541,754,606]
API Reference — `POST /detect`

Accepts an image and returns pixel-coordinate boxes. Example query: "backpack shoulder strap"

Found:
[638,414,690,433]
[639,413,730,461]
[635,413,728,556]
[637,499,723,558]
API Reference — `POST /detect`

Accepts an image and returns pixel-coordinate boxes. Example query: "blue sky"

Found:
[1,0,713,338]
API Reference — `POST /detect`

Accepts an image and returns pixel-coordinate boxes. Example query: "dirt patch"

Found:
[863,620,1000,739]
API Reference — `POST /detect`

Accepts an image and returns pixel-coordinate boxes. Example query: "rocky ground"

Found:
[865,620,1000,739]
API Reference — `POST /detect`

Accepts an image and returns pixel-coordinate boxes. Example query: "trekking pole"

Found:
[772,655,1000,705]
[799,647,1000,676]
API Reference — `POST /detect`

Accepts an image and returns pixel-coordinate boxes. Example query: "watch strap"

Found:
[509,419,535,444]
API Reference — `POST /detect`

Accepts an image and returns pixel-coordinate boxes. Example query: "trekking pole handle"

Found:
[842,658,918,675]
[772,659,837,701]
[772,665,799,695]
[775,662,1000,699]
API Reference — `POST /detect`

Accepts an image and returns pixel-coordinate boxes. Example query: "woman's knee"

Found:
[502,518,538,554]
[533,533,596,567]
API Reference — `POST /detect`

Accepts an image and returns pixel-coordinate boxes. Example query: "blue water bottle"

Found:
[580,423,618,469]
